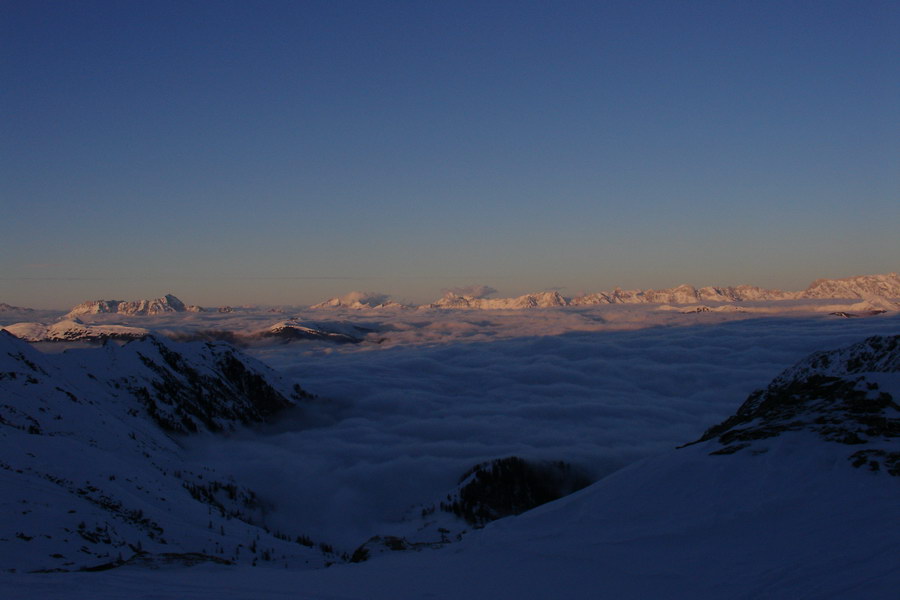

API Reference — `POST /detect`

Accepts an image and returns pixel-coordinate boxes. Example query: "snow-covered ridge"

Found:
[0,331,334,573]
[63,294,203,319]
[310,272,900,311]
[425,290,568,310]
[768,334,900,383]
[1,319,150,342]
[0,303,33,313]
[0,331,304,437]
[568,283,796,305]
[563,272,899,307]
[310,292,406,310]
[690,334,900,473]
[803,272,900,299]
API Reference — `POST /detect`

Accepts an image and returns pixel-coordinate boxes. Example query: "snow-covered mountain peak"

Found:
[802,272,900,300]
[310,291,408,310]
[255,319,368,344]
[63,294,202,319]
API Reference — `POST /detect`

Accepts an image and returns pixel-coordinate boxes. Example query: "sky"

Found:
[2,0,898,309]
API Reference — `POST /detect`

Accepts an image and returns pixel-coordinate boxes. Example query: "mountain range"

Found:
[3,273,898,321]
[316,272,900,310]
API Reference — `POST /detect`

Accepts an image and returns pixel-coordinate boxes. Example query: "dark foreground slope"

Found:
[3,333,899,598]
[0,331,336,573]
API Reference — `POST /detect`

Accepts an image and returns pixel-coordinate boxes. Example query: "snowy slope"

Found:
[341,334,898,598]
[0,332,335,573]
[1,319,150,342]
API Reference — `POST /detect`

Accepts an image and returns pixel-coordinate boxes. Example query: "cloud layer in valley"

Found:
[186,313,900,549]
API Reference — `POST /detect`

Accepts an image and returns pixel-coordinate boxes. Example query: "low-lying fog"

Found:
[162,308,900,549]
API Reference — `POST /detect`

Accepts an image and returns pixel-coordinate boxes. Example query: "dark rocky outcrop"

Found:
[123,336,310,434]
[439,457,592,527]
[255,320,365,344]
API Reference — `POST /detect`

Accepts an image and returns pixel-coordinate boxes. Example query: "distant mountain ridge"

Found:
[63,294,203,318]
[0,303,34,313]
[310,272,900,310]
[26,272,900,318]
[310,292,406,310]
[426,291,568,310]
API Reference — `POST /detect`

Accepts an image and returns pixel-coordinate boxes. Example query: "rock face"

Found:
[116,336,306,434]
[0,331,304,437]
[64,294,201,318]
[569,284,796,306]
[427,291,568,310]
[802,272,900,300]
[687,335,900,474]
[349,456,592,563]
[0,331,331,572]
[438,457,591,527]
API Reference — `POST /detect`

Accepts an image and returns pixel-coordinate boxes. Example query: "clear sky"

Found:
[2,0,898,308]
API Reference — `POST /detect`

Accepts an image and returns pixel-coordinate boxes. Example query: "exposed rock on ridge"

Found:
[802,272,900,300]
[427,291,567,310]
[687,335,900,474]
[255,319,367,344]
[438,457,591,527]
[120,336,306,433]
[0,331,331,572]
[569,284,796,306]
[64,294,203,318]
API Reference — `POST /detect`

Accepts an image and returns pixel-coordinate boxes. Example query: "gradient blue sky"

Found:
[2,0,898,308]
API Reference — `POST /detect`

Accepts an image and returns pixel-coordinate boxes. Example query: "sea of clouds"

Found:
[181,311,900,550]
